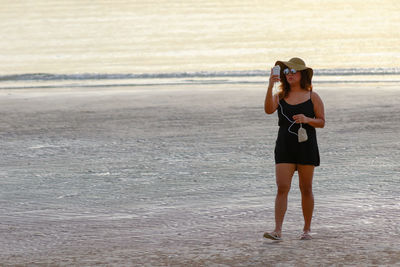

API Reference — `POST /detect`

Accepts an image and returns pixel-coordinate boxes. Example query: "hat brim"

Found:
[275,60,313,80]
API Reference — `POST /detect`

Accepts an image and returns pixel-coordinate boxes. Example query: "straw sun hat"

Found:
[275,57,313,80]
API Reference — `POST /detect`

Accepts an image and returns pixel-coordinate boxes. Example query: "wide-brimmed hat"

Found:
[275,57,313,80]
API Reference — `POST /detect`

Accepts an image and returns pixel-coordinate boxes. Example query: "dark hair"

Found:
[278,69,313,99]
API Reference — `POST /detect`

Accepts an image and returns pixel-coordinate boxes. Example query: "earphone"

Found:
[278,100,308,143]
[278,102,300,136]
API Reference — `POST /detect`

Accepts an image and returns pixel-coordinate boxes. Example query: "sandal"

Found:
[300,231,312,240]
[263,231,282,240]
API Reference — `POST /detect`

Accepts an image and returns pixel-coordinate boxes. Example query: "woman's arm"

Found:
[292,92,325,128]
[264,69,280,114]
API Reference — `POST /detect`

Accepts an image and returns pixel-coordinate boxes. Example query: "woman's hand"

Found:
[265,67,280,114]
[292,114,310,124]
[268,68,280,87]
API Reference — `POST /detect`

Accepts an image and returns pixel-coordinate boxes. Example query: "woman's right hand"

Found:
[265,67,280,114]
[268,67,281,87]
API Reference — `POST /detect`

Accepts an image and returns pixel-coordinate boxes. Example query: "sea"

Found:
[1,0,400,88]
[1,0,400,265]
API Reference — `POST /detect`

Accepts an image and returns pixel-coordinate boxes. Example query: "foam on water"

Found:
[1,68,400,89]
[2,68,400,81]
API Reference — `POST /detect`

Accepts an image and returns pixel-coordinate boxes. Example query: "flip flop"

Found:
[263,232,282,240]
[300,232,312,240]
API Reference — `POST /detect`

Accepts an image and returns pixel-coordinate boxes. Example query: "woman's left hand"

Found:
[292,114,310,124]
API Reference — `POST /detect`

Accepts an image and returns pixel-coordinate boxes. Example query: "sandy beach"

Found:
[2,0,400,265]
[0,83,399,266]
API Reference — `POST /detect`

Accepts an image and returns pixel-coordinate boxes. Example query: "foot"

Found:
[300,231,312,240]
[263,231,282,240]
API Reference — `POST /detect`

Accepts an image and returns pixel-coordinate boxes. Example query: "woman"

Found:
[263,57,325,240]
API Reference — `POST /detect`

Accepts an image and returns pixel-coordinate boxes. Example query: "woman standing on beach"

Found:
[263,58,325,240]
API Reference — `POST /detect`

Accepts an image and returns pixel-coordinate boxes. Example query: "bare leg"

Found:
[273,163,296,236]
[297,164,315,233]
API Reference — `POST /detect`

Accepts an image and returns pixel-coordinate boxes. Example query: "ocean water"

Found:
[1,68,400,91]
[1,0,400,76]
[1,0,400,90]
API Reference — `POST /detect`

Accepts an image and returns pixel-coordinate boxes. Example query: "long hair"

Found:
[278,70,313,100]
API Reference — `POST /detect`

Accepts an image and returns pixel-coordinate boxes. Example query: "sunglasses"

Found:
[283,68,297,75]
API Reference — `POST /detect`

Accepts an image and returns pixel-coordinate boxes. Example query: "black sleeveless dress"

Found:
[275,95,320,166]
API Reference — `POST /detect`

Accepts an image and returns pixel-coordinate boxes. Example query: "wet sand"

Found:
[0,83,399,266]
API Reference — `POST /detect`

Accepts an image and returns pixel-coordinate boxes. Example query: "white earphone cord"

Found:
[274,82,301,137]
[278,102,301,136]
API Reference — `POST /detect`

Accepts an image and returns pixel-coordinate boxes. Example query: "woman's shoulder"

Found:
[311,91,322,100]
[310,90,324,105]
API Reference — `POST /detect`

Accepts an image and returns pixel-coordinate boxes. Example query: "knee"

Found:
[277,185,291,195]
[299,185,313,196]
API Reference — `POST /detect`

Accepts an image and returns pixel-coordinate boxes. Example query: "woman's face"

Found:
[285,69,301,85]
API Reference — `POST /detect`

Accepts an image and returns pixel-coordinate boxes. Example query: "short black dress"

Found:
[274,95,320,166]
